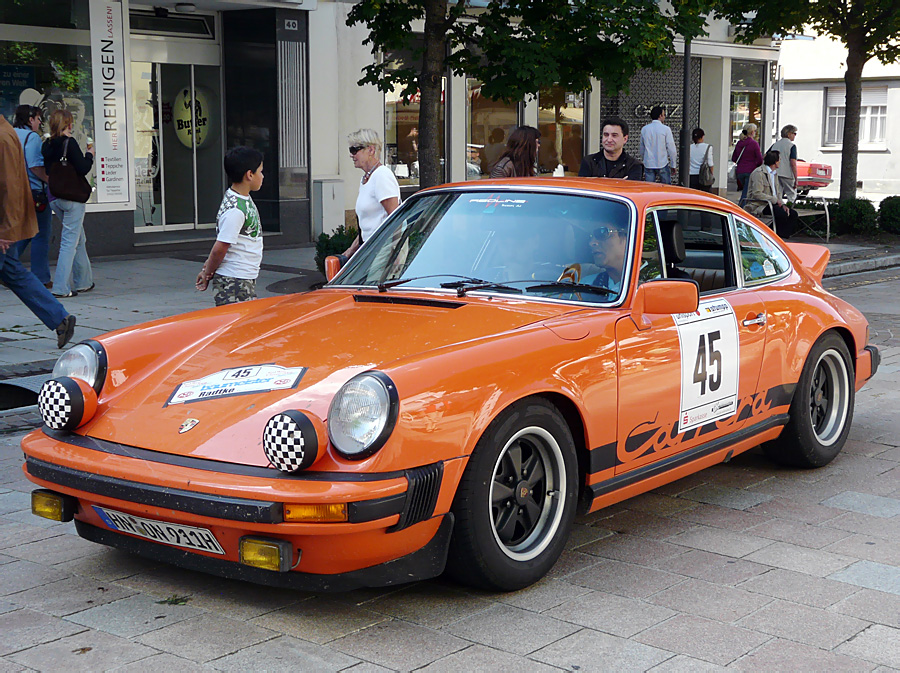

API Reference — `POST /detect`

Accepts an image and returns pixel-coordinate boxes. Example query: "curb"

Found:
[824,253,900,277]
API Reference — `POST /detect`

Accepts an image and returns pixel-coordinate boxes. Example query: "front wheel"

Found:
[764,332,854,468]
[446,399,578,591]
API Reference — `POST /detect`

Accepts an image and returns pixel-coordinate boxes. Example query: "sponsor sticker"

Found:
[165,364,306,406]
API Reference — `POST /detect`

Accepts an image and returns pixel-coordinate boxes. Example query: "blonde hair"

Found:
[347,128,383,156]
[49,109,74,138]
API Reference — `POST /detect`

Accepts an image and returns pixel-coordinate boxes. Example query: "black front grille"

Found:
[391,462,443,531]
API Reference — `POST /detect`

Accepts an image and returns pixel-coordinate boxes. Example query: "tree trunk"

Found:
[839,35,866,201]
[419,0,448,189]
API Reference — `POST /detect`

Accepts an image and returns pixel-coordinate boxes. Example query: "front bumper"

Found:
[22,428,453,589]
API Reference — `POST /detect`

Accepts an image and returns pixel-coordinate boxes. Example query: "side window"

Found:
[660,209,736,295]
[735,218,791,284]
[638,212,664,284]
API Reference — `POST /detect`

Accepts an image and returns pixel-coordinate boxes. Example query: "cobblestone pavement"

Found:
[0,265,899,671]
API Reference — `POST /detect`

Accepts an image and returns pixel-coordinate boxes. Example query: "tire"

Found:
[446,398,578,591]
[764,332,854,468]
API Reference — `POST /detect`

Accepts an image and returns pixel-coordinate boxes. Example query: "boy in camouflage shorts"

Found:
[196,146,264,306]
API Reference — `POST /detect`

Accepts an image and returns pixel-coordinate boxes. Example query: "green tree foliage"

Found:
[348,0,714,188]
[714,0,900,201]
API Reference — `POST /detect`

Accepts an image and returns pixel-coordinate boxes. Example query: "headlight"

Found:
[51,341,106,394]
[328,371,398,459]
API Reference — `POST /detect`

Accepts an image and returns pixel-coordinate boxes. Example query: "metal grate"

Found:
[600,56,701,180]
[278,40,308,169]
[392,462,444,531]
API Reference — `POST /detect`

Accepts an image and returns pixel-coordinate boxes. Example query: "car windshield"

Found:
[332,190,634,304]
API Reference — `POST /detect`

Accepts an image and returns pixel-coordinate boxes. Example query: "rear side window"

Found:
[735,218,791,284]
[654,208,736,295]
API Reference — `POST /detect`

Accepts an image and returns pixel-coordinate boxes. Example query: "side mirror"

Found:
[631,279,699,331]
[324,255,345,282]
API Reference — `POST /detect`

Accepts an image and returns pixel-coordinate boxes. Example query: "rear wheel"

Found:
[446,399,578,591]
[764,332,854,468]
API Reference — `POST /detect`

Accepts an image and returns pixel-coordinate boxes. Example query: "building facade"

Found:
[1,0,781,257]
[779,35,900,196]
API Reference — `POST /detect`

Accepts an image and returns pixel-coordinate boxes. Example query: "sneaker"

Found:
[76,283,95,293]
[56,314,76,349]
[52,290,78,298]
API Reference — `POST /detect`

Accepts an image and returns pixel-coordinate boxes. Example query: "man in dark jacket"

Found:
[579,117,643,180]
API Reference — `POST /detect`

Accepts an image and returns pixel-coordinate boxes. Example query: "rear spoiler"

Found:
[786,242,830,284]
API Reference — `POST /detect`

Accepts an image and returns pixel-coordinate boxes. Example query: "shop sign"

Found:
[89,0,130,203]
[173,87,212,149]
[0,66,35,117]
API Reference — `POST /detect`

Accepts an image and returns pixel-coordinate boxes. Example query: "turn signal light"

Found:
[31,489,76,522]
[239,537,293,572]
[284,503,348,522]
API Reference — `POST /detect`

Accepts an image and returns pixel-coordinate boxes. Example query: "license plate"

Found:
[817,168,828,175]
[93,506,225,554]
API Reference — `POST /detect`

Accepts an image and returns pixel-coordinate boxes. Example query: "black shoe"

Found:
[56,314,76,349]
[76,283,95,293]
[52,290,78,298]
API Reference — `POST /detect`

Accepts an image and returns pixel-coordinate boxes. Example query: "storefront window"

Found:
[384,80,445,187]
[466,79,519,179]
[1,39,96,201]
[730,61,766,148]
[0,0,90,30]
[538,86,584,175]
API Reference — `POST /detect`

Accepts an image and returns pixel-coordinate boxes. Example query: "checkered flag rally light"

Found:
[263,410,322,473]
[38,377,97,432]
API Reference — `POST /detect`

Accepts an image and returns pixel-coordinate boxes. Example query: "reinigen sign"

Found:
[89,0,130,203]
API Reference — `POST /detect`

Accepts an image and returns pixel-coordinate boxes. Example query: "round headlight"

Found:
[328,372,398,459]
[52,342,105,393]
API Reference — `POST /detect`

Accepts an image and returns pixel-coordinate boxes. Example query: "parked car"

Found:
[796,159,833,195]
[24,179,879,592]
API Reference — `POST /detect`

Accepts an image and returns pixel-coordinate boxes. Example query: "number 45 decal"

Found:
[674,300,740,433]
[693,330,722,395]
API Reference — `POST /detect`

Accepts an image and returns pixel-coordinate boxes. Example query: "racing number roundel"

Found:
[674,299,740,433]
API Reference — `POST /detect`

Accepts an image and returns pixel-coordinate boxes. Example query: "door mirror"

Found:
[631,279,699,331]
[325,255,344,282]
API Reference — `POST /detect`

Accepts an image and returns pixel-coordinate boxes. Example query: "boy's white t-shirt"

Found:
[356,165,400,243]
[215,188,263,279]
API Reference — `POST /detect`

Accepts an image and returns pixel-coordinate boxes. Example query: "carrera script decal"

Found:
[164,364,307,406]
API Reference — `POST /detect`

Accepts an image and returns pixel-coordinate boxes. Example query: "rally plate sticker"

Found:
[93,506,225,554]
[165,364,306,406]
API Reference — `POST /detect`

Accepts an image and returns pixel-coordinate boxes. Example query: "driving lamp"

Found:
[31,489,76,522]
[239,536,293,572]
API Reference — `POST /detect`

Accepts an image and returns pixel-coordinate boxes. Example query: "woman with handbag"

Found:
[689,128,714,193]
[732,123,763,207]
[10,105,52,288]
[42,109,94,298]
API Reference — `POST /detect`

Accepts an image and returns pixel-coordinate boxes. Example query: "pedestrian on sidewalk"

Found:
[689,128,714,193]
[745,150,798,239]
[732,123,763,207]
[10,105,52,288]
[43,109,94,298]
[490,125,541,179]
[768,124,799,202]
[196,146,265,306]
[578,116,643,180]
[1,114,76,348]
[638,106,677,184]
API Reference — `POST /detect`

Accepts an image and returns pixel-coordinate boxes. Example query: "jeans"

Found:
[644,165,672,184]
[737,173,752,207]
[0,247,68,330]
[10,204,52,285]
[51,198,92,295]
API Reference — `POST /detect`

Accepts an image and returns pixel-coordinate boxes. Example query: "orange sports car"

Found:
[22,179,879,592]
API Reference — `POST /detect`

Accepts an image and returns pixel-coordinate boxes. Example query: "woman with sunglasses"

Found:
[342,129,400,261]
[490,126,541,178]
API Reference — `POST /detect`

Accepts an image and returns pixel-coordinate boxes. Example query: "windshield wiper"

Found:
[439,278,523,297]
[525,281,617,297]
[376,274,498,293]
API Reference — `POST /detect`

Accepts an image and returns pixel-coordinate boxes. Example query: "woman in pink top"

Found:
[732,123,764,207]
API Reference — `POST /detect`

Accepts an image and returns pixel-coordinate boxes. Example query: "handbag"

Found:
[48,138,92,203]
[728,145,746,181]
[32,186,48,213]
[699,145,715,186]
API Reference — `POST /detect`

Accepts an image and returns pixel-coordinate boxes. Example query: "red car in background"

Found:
[796,160,833,195]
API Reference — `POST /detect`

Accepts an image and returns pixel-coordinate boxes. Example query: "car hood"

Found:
[83,289,576,465]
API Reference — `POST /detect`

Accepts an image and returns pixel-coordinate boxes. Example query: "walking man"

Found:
[578,116,643,180]
[0,114,76,348]
[768,125,799,201]
[639,105,677,184]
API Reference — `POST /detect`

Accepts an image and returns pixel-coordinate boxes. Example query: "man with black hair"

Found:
[196,146,265,305]
[578,117,643,180]
[639,105,677,184]
[746,149,798,239]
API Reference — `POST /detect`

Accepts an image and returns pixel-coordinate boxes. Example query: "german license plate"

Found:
[817,168,828,175]
[93,506,225,554]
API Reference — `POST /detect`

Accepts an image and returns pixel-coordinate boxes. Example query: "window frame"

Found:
[732,214,793,287]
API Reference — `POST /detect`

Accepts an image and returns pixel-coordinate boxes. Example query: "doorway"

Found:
[131,62,224,231]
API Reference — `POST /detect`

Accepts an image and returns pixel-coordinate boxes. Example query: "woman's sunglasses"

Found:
[349,145,368,155]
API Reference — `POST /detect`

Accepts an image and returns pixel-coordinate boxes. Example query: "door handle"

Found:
[742,313,766,327]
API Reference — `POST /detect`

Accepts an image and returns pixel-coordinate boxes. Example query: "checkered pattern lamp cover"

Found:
[263,410,320,473]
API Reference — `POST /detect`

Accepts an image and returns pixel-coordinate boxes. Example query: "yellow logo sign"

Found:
[173,87,211,149]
